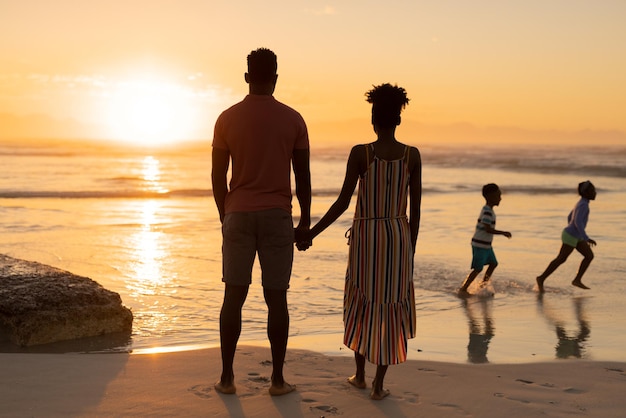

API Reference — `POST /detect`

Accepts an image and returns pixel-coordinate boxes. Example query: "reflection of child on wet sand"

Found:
[463,298,494,364]
[536,181,597,293]
[537,295,590,359]
[458,184,512,297]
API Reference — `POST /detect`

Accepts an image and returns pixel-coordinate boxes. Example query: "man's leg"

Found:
[263,288,295,395]
[215,284,249,394]
[256,209,295,395]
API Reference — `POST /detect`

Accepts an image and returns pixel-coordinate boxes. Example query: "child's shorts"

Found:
[561,230,580,248]
[471,246,498,272]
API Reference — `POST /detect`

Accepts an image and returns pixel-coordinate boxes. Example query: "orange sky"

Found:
[1,1,625,146]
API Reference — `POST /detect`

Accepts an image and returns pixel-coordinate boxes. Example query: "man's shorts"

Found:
[470,246,498,272]
[222,208,294,290]
[561,230,580,248]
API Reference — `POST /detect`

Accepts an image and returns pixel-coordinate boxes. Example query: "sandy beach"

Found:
[2,345,625,417]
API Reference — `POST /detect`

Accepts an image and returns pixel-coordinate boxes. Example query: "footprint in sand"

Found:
[310,404,340,416]
[516,378,586,395]
[432,402,468,416]
[495,390,531,405]
[563,387,586,394]
[188,384,212,399]
[247,372,270,383]
[516,379,534,385]
[418,367,447,378]
[399,391,420,404]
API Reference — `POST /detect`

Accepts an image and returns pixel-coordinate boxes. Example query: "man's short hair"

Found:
[247,48,277,83]
[482,183,500,198]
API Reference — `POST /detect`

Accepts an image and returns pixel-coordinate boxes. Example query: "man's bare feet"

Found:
[536,277,545,293]
[572,280,590,290]
[214,380,236,395]
[370,388,390,400]
[269,381,296,396]
[347,375,367,389]
[457,288,471,298]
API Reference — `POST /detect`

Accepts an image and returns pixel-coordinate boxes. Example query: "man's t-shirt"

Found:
[213,94,309,214]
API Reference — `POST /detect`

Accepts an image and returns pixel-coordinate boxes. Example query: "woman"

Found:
[298,83,421,399]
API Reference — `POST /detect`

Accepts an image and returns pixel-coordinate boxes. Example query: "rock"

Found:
[0,254,133,346]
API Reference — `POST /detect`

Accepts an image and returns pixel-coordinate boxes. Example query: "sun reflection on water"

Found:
[125,198,179,339]
[141,155,169,194]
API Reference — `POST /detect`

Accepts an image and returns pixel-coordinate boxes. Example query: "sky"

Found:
[1,0,625,146]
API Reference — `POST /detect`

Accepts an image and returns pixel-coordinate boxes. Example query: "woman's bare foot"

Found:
[347,375,367,389]
[269,381,296,396]
[572,280,590,290]
[536,277,545,293]
[214,380,236,395]
[370,388,390,400]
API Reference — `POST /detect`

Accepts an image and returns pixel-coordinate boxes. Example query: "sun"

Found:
[104,76,198,146]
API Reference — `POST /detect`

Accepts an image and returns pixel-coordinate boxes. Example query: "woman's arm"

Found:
[308,145,366,240]
[408,146,422,251]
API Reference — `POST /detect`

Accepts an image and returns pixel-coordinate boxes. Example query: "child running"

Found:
[458,183,512,297]
[536,181,597,293]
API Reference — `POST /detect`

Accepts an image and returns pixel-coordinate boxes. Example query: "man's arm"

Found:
[212,147,230,223]
[292,148,312,232]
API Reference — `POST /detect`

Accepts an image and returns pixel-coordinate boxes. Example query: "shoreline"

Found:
[5,296,624,364]
[2,345,625,417]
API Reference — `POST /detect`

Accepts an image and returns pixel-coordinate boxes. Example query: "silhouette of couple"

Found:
[211,48,421,400]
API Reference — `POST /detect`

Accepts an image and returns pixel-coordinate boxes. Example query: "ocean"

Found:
[1,139,624,364]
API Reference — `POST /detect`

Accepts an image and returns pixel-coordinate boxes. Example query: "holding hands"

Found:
[294,227,313,251]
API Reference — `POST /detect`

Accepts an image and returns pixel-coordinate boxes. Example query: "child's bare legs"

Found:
[459,269,481,295]
[371,365,390,400]
[481,263,497,283]
[347,352,367,389]
[571,241,594,289]
[536,244,575,292]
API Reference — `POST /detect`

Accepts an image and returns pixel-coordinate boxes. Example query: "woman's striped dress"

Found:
[343,144,417,365]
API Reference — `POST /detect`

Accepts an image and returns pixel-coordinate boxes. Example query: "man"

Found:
[212,47,311,396]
